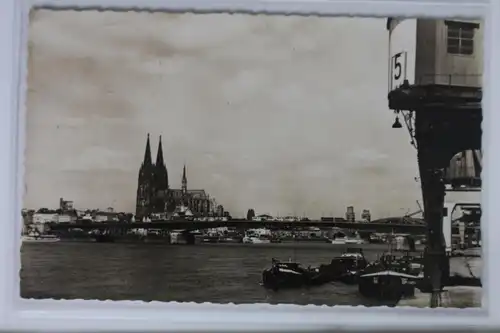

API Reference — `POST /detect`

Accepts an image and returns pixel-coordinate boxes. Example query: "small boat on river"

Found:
[22,232,60,243]
[317,248,368,284]
[243,235,271,244]
[337,248,369,283]
[261,258,322,290]
[358,270,421,302]
[357,251,423,302]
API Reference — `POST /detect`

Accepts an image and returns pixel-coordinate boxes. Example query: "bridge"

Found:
[46,219,478,235]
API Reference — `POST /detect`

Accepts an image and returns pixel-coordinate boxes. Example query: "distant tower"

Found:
[181,164,188,206]
[182,164,187,194]
[136,134,154,217]
[217,205,224,217]
[361,209,371,222]
[346,206,356,222]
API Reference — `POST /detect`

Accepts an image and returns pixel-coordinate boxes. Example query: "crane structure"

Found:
[388,79,482,308]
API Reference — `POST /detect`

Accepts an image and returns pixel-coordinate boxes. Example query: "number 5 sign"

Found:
[390,51,407,91]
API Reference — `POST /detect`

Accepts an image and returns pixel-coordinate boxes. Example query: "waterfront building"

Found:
[94,211,120,223]
[135,134,215,219]
[27,209,59,233]
[252,214,274,222]
[33,211,59,224]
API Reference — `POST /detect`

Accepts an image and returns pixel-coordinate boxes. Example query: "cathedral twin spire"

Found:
[136,134,168,216]
[141,134,188,191]
[143,133,152,167]
[139,133,168,192]
[142,133,166,167]
[156,135,165,168]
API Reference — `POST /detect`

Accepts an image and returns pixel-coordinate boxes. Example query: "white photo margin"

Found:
[0,0,498,331]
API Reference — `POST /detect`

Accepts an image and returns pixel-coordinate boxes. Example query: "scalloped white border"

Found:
[1,0,498,331]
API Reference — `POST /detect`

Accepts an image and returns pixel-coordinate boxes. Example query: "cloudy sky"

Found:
[25,10,422,219]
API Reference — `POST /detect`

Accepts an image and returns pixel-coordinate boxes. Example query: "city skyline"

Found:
[23,130,421,219]
[22,133,395,220]
[25,11,422,218]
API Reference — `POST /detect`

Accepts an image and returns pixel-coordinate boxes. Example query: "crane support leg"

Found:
[420,164,449,307]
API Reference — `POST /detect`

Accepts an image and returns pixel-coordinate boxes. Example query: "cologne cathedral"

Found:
[135,134,217,219]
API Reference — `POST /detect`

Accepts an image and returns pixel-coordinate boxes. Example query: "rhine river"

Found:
[20,242,478,307]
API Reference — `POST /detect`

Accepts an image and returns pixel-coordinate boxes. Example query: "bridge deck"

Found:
[46,220,478,234]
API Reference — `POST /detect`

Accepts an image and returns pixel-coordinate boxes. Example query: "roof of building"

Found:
[170,189,208,198]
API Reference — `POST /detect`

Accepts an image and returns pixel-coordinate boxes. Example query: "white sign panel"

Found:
[388,19,417,91]
[390,51,407,90]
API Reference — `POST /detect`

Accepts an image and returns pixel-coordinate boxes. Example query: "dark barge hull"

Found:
[262,269,309,290]
[358,274,416,302]
[261,260,326,290]
[316,252,367,285]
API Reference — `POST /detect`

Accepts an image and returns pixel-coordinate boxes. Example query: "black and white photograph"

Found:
[21,10,483,308]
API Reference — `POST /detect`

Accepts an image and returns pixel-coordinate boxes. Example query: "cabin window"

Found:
[446,23,475,55]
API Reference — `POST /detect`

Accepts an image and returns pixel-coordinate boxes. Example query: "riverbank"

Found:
[54,237,427,251]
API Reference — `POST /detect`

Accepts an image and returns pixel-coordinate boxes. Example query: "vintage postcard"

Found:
[21,10,482,308]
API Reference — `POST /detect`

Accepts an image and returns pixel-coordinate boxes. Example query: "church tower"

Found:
[136,134,154,217]
[154,136,169,190]
[152,135,169,212]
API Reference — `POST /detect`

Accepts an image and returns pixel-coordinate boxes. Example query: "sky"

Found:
[25,10,423,219]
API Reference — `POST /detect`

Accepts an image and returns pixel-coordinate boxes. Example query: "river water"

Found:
[20,242,422,306]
